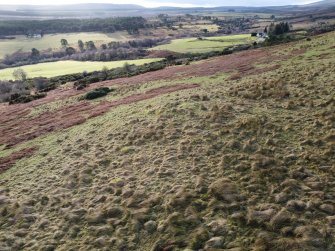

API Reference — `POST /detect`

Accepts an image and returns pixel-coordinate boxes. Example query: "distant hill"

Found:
[16,3,145,11]
[307,0,335,6]
[0,1,334,19]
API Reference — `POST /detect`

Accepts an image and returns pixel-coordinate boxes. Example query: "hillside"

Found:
[307,0,335,6]
[1,1,335,19]
[0,32,334,251]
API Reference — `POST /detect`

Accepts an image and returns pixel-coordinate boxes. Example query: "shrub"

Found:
[9,92,46,104]
[80,87,113,100]
[33,77,51,91]
[12,68,27,81]
[0,80,30,103]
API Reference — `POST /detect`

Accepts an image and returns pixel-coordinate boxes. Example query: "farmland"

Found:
[151,34,257,53]
[0,58,162,80]
[0,32,131,59]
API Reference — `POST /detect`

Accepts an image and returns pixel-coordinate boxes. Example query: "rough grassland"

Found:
[0,58,162,80]
[0,32,334,251]
[151,34,257,53]
[0,32,130,59]
[174,24,220,32]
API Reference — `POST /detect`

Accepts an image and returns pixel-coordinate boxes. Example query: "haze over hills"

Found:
[0,0,334,19]
[15,4,146,11]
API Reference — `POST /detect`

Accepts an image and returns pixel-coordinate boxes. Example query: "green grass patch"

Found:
[150,34,256,53]
[0,58,162,80]
[0,32,130,59]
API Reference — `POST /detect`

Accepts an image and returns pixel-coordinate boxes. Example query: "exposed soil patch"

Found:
[0,84,198,148]
[0,147,37,173]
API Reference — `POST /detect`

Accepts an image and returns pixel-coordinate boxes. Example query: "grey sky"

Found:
[0,0,319,8]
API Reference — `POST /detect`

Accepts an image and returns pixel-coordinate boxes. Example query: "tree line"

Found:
[0,17,148,36]
[268,22,290,36]
[1,38,166,68]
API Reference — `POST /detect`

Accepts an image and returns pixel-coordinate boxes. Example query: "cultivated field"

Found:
[151,34,257,53]
[0,31,334,250]
[0,58,162,80]
[0,32,131,59]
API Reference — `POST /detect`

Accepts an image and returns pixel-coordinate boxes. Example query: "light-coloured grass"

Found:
[0,32,130,59]
[198,12,276,18]
[0,58,162,80]
[175,24,220,32]
[151,34,256,53]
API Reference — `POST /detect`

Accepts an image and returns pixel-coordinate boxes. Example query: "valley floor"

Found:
[0,32,334,251]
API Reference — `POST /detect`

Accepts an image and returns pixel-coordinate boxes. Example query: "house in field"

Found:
[251,32,268,38]
[256,32,267,38]
[26,30,43,38]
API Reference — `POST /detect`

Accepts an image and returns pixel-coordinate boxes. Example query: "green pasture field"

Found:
[151,34,257,53]
[0,32,130,59]
[0,58,162,80]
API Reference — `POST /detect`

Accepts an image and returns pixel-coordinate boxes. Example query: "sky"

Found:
[0,0,320,8]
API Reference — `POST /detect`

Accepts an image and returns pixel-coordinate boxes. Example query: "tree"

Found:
[102,66,108,73]
[268,22,290,38]
[78,40,84,52]
[13,68,27,81]
[123,62,131,72]
[33,77,49,91]
[65,47,76,56]
[100,44,107,50]
[31,48,40,58]
[284,22,290,33]
[264,26,268,33]
[102,66,109,78]
[60,39,68,48]
[85,41,96,51]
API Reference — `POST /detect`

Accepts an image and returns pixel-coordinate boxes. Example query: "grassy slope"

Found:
[0,32,130,59]
[151,34,257,53]
[0,58,162,80]
[0,32,334,250]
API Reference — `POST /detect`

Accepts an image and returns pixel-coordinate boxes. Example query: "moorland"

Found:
[0,1,335,250]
